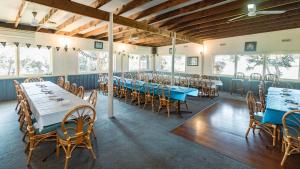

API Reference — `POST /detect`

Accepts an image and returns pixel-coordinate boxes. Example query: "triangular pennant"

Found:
[46,46,51,50]
[14,42,19,47]
[37,45,42,49]
[26,43,31,48]
[0,42,6,47]
[56,47,60,51]
[64,46,68,52]
[72,47,76,51]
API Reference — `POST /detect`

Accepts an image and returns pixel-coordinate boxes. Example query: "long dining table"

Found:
[263,87,300,125]
[21,81,91,131]
[113,76,199,117]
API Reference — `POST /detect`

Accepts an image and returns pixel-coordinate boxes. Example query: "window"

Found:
[0,45,17,76]
[19,47,52,75]
[79,50,98,73]
[266,54,300,79]
[160,55,186,72]
[213,55,235,75]
[236,54,264,76]
[128,54,140,71]
[128,54,149,71]
[78,50,111,73]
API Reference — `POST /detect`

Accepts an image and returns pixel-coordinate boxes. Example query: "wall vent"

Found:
[281,39,291,42]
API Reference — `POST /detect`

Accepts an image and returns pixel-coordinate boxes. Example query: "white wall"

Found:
[156,43,203,74]
[0,27,152,77]
[203,28,300,75]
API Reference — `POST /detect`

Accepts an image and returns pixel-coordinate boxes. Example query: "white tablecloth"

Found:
[21,81,91,131]
[201,79,223,86]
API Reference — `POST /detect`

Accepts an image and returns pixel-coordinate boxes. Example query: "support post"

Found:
[171,33,176,85]
[108,12,114,118]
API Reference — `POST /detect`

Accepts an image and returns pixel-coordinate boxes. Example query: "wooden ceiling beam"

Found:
[115,0,151,15]
[95,0,226,39]
[193,19,300,39]
[85,0,189,39]
[81,0,151,38]
[36,8,58,31]
[172,1,300,32]
[186,6,300,36]
[159,0,249,28]
[147,0,226,24]
[129,0,189,20]
[161,0,300,29]
[25,0,202,43]
[14,0,28,28]
[55,0,111,34]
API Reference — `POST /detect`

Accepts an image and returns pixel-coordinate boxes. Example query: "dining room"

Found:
[0,0,300,169]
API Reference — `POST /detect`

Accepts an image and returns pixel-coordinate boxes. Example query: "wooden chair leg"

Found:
[86,136,96,159]
[167,106,170,118]
[64,144,71,169]
[272,125,277,147]
[245,120,254,137]
[56,139,60,158]
[281,143,291,166]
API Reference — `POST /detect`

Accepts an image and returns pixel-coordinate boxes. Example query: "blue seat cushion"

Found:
[35,122,60,135]
[56,121,89,140]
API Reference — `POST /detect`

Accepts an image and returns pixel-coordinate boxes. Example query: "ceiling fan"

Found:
[30,11,56,28]
[228,3,286,22]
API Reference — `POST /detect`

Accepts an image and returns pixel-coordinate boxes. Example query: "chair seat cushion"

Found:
[57,121,89,140]
[254,112,264,122]
[35,122,60,135]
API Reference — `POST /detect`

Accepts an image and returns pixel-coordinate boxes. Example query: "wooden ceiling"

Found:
[3,0,300,47]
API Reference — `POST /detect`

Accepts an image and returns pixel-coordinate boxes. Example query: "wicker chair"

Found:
[157,85,177,117]
[77,86,85,99]
[64,81,70,91]
[245,91,279,147]
[249,73,262,91]
[281,110,300,166]
[231,72,245,96]
[69,83,77,94]
[143,83,156,112]
[21,100,57,166]
[57,77,65,88]
[56,105,96,169]
[24,77,44,83]
[130,80,142,107]
[118,79,129,102]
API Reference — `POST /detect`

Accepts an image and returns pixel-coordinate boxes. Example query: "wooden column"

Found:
[171,33,176,85]
[108,12,114,118]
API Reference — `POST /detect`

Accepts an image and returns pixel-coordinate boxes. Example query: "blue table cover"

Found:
[113,77,198,101]
[263,87,300,125]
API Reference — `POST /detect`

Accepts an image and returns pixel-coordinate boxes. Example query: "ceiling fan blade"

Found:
[256,10,286,15]
[227,15,246,22]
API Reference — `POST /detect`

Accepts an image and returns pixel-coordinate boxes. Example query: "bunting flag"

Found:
[0,42,6,47]
[64,46,68,52]
[14,42,19,47]
[72,47,76,51]
[46,46,52,50]
[37,45,42,49]
[56,47,60,51]
[25,43,31,48]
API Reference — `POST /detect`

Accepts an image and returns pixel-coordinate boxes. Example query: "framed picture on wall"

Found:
[244,41,257,52]
[187,57,199,66]
[94,41,103,49]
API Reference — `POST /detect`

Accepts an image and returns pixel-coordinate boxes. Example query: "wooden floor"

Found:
[172,99,300,169]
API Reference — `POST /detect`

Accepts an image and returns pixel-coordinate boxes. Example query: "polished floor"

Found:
[173,99,300,169]
[0,93,254,169]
